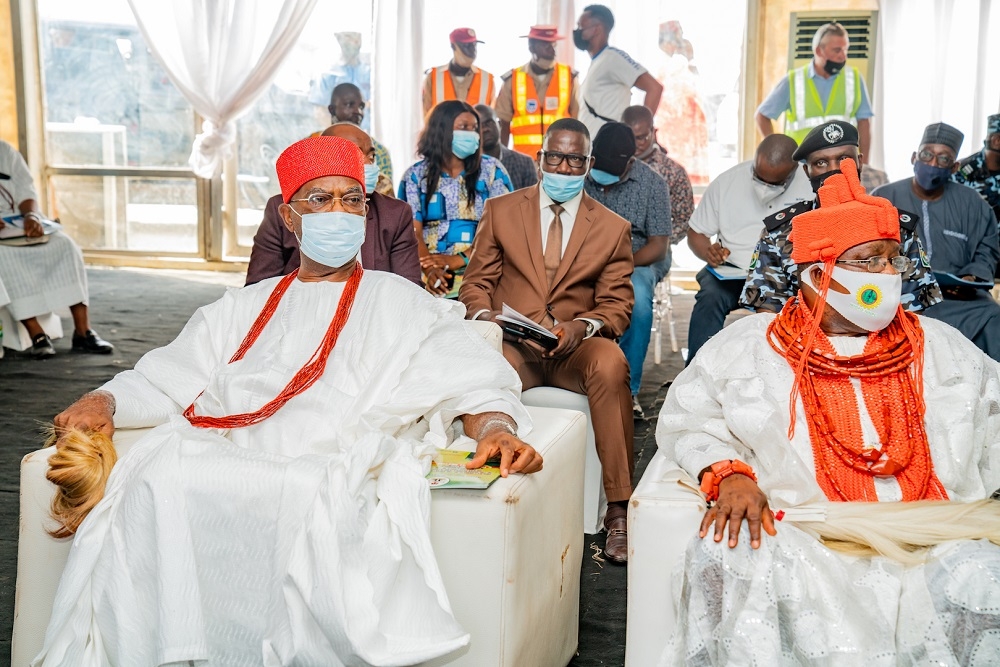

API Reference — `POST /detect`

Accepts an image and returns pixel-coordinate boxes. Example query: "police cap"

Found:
[791,120,859,162]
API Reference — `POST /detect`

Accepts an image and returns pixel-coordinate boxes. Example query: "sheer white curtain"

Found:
[873,0,999,180]
[372,0,424,184]
[126,0,318,178]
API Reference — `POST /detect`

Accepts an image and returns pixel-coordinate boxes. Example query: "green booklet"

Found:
[427,449,502,490]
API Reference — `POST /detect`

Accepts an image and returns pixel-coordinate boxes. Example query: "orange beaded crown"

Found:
[788,159,899,264]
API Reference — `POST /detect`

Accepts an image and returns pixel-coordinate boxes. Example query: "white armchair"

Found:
[13,321,590,667]
[624,451,705,667]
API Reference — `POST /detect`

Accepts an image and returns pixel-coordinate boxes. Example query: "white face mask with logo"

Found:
[803,264,902,332]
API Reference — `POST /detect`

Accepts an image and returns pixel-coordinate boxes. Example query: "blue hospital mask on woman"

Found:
[452,130,481,159]
[363,163,380,193]
[295,210,366,268]
[541,171,587,202]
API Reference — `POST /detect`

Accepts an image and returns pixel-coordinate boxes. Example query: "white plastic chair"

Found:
[651,272,679,364]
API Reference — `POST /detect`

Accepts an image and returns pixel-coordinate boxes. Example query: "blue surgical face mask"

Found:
[452,130,481,159]
[913,161,951,191]
[363,162,380,193]
[589,168,621,186]
[294,210,366,268]
[541,171,587,202]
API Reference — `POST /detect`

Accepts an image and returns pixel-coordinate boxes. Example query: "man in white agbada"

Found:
[656,159,1000,665]
[34,136,542,666]
[0,139,113,358]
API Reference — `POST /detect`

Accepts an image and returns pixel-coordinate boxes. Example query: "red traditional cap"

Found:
[450,27,483,44]
[276,136,366,204]
[521,25,564,41]
[789,159,900,264]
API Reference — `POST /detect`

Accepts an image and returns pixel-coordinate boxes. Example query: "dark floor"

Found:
[0,267,696,667]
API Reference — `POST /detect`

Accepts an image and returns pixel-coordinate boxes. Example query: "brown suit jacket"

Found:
[245,192,422,286]
[460,185,634,337]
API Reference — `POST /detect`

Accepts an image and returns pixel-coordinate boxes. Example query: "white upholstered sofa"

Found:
[13,321,590,667]
[624,451,706,666]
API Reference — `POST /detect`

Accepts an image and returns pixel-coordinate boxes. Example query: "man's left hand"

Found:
[466,431,543,477]
[22,213,44,237]
[546,320,588,359]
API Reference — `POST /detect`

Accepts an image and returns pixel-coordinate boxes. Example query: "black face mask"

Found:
[809,169,840,193]
[823,59,846,76]
[573,29,590,51]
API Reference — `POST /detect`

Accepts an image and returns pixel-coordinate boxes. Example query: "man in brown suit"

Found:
[245,123,421,287]
[460,118,636,563]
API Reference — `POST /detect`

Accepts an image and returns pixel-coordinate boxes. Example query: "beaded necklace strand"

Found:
[767,297,947,502]
[184,265,363,429]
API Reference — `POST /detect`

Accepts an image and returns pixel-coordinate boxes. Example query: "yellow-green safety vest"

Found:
[784,64,862,144]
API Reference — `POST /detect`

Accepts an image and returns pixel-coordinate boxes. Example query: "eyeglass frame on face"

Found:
[916,148,955,169]
[540,150,591,168]
[836,255,911,273]
[288,191,368,215]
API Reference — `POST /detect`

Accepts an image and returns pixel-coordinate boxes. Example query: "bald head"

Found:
[474,104,497,122]
[475,104,500,151]
[621,105,653,126]
[321,123,376,164]
[753,135,798,185]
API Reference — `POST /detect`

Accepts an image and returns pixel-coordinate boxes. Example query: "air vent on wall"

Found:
[789,10,878,95]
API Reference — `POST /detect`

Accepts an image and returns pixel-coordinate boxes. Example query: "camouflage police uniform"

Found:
[739,197,943,312]
[740,118,943,312]
[952,113,1000,231]
[953,151,1000,230]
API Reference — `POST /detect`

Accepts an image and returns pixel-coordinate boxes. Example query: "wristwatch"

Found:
[584,320,597,338]
[699,459,757,503]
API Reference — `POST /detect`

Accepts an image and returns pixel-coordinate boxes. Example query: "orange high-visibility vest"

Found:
[430,66,495,107]
[509,63,573,156]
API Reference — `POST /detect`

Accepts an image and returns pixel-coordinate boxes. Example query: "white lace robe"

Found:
[656,313,1000,666]
[33,271,531,667]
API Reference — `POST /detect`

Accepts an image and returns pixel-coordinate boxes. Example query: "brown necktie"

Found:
[544,204,564,287]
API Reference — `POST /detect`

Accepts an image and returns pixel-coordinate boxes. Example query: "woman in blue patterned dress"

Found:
[399,101,512,297]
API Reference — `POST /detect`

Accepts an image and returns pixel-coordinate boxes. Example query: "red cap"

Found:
[521,25,564,41]
[450,27,483,44]
[276,136,366,204]
[789,159,899,264]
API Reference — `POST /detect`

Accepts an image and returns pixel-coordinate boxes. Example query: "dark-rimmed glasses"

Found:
[916,149,955,169]
[541,151,590,168]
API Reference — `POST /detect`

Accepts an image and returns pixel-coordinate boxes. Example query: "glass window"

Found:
[39,0,195,168]
[37,0,201,257]
[572,0,747,187]
[51,174,199,253]
[225,2,375,257]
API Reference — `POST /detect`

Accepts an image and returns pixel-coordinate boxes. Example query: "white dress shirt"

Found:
[539,186,583,256]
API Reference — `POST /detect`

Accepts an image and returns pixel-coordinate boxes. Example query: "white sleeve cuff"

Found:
[574,318,604,338]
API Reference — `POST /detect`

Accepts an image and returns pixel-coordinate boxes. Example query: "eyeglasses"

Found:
[289,191,367,214]
[632,130,653,144]
[541,150,590,168]
[916,149,954,168]
[836,256,911,273]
